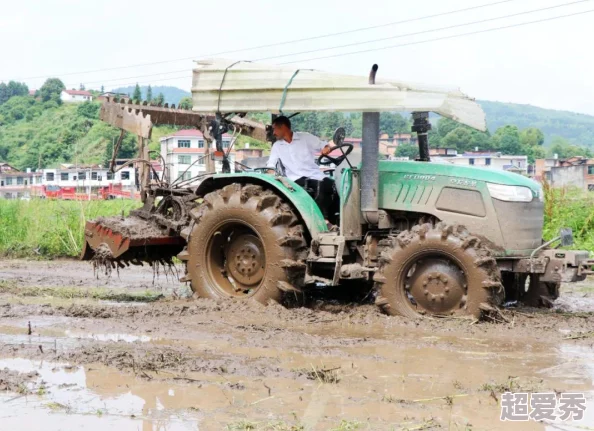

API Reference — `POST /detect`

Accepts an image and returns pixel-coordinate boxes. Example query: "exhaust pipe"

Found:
[413,112,431,162]
[361,64,380,224]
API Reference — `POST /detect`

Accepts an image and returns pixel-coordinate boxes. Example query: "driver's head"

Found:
[272,116,292,141]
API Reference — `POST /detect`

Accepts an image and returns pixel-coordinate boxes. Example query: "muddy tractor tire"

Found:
[180,184,307,304]
[374,222,504,319]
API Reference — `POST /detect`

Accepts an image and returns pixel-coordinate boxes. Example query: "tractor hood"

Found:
[379,160,540,192]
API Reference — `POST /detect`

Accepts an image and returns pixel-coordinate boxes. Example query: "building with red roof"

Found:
[60,89,93,103]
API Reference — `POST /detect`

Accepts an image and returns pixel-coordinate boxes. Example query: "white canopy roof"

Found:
[191,59,486,131]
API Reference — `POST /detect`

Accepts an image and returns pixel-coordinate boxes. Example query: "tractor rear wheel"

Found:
[180,184,307,304]
[374,222,504,318]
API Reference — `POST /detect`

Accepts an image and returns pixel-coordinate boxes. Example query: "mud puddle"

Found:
[2,316,594,430]
[2,260,594,429]
[0,358,202,430]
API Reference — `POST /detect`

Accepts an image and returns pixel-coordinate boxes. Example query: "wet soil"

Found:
[1,259,594,430]
[93,215,167,239]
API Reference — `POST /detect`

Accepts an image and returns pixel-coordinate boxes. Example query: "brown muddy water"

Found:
[1,260,594,430]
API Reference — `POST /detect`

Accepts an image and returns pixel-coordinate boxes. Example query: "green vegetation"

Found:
[0,97,138,169]
[479,100,594,146]
[543,183,594,251]
[0,79,177,169]
[0,199,139,258]
[0,81,29,104]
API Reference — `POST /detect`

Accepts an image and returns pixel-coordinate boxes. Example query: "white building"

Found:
[60,89,93,103]
[41,165,136,188]
[160,129,235,183]
[0,165,42,199]
[432,152,528,175]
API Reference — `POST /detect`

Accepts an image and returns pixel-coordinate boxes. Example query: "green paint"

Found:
[211,173,328,237]
[378,160,539,193]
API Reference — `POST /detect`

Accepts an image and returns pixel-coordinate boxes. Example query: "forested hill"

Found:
[110,85,190,106]
[478,100,594,146]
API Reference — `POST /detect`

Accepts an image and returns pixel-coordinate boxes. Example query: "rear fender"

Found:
[193,173,328,239]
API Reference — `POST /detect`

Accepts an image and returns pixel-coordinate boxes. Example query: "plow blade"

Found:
[81,218,185,264]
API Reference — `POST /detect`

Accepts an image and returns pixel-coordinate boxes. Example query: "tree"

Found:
[520,127,544,148]
[146,85,153,103]
[442,127,474,152]
[100,85,104,93]
[77,101,100,119]
[491,125,522,155]
[179,96,192,110]
[437,118,459,138]
[395,143,419,159]
[40,78,65,104]
[380,112,409,135]
[153,92,165,106]
[428,128,442,148]
[79,83,85,91]
[526,145,546,163]
[0,81,29,105]
[548,136,593,159]
[132,83,142,102]
[290,112,322,136]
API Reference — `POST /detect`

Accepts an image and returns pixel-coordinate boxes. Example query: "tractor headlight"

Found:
[487,183,534,202]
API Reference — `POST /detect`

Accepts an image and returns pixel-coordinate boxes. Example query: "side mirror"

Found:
[333,127,346,147]
[560,228,574,247]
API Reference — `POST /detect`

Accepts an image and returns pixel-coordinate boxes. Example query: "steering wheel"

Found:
[318,142,354,166]
[317,127,354,166]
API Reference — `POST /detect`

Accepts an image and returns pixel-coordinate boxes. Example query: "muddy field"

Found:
[1,259,594,430]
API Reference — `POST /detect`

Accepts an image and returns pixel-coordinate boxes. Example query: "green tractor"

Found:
[83,60,593,318]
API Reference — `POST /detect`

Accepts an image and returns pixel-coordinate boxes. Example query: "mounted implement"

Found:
[83,59,593,318]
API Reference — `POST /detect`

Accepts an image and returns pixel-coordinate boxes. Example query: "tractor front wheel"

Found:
[180,184,307,304]
[374,222,504,318]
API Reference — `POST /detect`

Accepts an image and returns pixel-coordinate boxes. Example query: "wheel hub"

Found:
[226,234,265,286]
[407,260,466,314]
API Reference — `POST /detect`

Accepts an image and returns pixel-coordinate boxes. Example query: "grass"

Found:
[542,183,594,251]
[0,199,139,258]
[0,281,164,302]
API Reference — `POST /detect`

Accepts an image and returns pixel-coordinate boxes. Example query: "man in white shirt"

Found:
[266,116,334,224]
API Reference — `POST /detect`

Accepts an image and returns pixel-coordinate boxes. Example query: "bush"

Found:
[542,182,594,251]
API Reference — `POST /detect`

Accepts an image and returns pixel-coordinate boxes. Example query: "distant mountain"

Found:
[110,85,191,106]
[478,100,594,146]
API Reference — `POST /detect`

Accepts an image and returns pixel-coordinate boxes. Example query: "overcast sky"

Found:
[1,0,593,114]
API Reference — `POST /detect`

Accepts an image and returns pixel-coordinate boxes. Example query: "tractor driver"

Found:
[267,116,335,226]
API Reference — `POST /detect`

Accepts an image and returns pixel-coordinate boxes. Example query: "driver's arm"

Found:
[265,145,279,174]
[306,133,333,156]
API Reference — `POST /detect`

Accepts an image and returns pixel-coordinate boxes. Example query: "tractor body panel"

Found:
[370,161,543,257]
